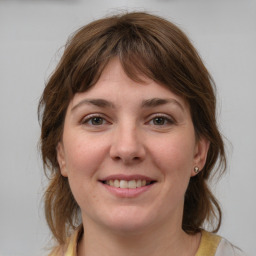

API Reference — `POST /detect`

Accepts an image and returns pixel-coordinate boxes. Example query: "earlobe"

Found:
[191,137,210,177]
[56,142,68,177]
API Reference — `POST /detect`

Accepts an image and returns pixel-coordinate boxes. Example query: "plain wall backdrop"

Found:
[0,0,255,255]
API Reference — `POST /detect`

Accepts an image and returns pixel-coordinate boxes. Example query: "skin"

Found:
[57,58,209,256]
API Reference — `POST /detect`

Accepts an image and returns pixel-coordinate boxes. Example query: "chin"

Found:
[106,220,152,236]
[99,207,158,235]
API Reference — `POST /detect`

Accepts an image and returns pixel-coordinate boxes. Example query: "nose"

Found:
[109,123,146,165]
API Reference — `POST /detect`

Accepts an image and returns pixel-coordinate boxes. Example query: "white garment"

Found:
[215,238,247,256]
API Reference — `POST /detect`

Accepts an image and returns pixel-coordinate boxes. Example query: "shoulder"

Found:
[215,237,247,256]
[196,230,222,256]
[196,230,247,256]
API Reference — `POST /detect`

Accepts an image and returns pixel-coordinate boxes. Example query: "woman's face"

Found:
[57,58,209,234]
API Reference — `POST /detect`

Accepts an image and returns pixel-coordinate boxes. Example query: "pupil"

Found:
[154,117,164,125]
[92,117,103,125]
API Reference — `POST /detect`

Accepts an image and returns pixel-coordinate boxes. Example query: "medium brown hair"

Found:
[38,11,226,244]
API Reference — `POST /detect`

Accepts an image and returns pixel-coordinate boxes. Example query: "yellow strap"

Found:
[64,226,83,256]
[196,230,222,256]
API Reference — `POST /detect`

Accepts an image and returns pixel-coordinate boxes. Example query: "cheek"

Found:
[145,135,196,215]
[63,132,109,178]
[150,135,195,170]
[62,135,105,205]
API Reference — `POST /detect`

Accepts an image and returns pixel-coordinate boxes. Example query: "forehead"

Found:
[69,58,189,110]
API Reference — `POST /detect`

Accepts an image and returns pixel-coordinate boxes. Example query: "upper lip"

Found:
[99,174,156,182]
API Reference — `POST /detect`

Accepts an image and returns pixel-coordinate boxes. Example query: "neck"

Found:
[77,218,200,256]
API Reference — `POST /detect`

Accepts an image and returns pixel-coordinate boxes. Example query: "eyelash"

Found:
[81,114,109,126]
[147,114,175,126]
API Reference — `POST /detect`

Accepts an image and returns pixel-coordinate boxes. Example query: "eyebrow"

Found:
[141,98,184,111]
[71,97,184,112]
[71,99,115,112]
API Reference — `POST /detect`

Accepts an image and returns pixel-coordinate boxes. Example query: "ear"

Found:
[191,137,210,177]
[56,142,68,177]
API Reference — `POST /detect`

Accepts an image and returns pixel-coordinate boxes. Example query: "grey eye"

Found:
[152,117,167,125]
[90,117,104,125]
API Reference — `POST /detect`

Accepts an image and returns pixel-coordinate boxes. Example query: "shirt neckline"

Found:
[64,227,221,256]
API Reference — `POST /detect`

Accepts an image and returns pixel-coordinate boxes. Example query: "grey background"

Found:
[0,0,255,255]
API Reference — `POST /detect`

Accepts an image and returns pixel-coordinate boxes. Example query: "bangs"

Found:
[67,19,196,99]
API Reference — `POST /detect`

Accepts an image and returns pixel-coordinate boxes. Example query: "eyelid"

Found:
[146,113,176,125]
[80,113,110,125]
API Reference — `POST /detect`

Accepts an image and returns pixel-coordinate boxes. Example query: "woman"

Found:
[38,12,246,256]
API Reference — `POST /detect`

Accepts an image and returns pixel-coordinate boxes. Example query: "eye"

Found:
[81,115,108,126]
[148,115,175,126]
[89,117,105,125]
[152,117,167,125]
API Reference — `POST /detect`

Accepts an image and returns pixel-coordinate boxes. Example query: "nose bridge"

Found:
[110,119,145,163]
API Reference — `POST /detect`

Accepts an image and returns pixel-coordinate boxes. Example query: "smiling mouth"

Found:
[101,179,156,189]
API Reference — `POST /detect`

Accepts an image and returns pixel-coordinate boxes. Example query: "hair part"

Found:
[38,11,226,244]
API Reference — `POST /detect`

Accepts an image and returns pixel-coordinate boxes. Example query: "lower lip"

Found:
[101,182,154,198]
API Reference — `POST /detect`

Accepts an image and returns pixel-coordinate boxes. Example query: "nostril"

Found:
[112,155,141,162]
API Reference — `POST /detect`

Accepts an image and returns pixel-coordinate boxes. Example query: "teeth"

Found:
[128,180,136,189]
[136,180,142,187]
[106,179,151,188]
[113,180,120,188]
[120,180,128,188]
